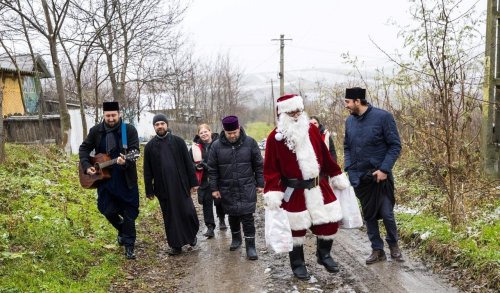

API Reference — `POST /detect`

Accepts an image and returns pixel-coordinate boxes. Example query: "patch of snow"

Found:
[420,231,432,240]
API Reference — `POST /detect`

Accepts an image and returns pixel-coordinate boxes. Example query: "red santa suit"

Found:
[264,106,348,245]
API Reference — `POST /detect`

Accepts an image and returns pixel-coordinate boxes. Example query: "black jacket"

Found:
[79,120,139,189]
[207,127,264,216]
[143,132,198,198]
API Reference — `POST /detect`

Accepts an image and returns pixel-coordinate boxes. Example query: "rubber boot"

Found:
[316,238,339,273]
[245,237,258,260]
[229,231,242,251]
[289,245,310,280]
[203,225,215,238]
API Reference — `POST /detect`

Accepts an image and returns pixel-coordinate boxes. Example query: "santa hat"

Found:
[277,94,304,114]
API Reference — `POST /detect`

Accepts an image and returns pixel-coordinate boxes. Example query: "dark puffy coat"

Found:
[207,127,264,216]
[79,120,139,189]
[344,105,401,187]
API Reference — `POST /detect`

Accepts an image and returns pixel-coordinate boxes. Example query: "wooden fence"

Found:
[3,115,61,144]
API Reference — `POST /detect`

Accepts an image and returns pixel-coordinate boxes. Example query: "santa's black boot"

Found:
[229,231,242,251]
[316,238,339,273]
[289,245,310,280]
[245,237,258,260]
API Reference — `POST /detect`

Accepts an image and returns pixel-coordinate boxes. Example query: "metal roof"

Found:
[0,54,52,78]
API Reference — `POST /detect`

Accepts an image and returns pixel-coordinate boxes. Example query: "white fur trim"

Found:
[292,237,305,246]
[287,210,312,230]
[331,173,350,190]
[324,200,343,223]
[304,186,330,224]
[277,95,304,114]
[317,234,336,240]
[263,191,284,209]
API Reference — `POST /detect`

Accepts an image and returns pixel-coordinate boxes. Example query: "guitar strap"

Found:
[121,121,128,151]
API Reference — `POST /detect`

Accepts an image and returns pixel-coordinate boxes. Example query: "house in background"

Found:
[0,53,52,116]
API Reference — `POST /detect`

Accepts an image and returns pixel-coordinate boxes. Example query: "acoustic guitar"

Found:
[79,150,140,189]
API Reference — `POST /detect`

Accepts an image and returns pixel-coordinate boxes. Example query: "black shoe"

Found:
[117,235,124,246]
[203,226,215,238]
[245,237,258,260]
[190,236,198,247]
[230,231,242,251]
[125,246,136,260]
[219,217,227,230]
[167,247,182,256]
[316,238,339,273]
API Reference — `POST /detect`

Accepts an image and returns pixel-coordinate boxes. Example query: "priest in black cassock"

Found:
[143,114,200,255]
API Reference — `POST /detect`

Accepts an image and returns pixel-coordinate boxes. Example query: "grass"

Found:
[0,144,151,292]
[244,121,275,142]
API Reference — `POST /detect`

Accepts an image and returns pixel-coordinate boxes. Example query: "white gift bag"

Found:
[334,186,363,229]
[265,208,293,253]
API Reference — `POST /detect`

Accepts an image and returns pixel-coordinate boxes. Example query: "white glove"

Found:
[331,173,350,190]
[263,191,284,209]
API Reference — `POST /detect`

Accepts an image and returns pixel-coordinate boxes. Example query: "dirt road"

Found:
[110,199,459,293]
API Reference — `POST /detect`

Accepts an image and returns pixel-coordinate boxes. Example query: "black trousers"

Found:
[228,213,255,238]
[198,187,225,228]
[99,198,138,247]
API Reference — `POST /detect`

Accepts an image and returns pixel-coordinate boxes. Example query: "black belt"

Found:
[282,176,321,190]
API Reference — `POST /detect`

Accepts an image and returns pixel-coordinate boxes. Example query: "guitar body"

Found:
[79,153,112,189]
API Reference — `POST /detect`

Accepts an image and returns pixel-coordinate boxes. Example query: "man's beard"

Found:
[227,135,239,143]
[155,128,167,137]
[277,112,310,152]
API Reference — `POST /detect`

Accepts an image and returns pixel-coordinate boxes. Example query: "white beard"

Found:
[277,112,310,153]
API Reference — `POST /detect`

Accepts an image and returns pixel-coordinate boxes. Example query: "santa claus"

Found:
[263,94,349,280]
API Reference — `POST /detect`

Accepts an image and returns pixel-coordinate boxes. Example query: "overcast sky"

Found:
[181,0,486,75]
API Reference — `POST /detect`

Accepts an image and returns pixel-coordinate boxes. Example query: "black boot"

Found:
[316,238,339,273]
[203,225,215,238]
[219,217,227,230]
[229,231,242,251]
[289,245,310,280]
[245,237,258,260]
[125,246,136,260]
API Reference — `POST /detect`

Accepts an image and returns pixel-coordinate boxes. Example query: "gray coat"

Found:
[207,127,264,216]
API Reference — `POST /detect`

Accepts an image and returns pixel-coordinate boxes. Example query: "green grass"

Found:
[397,206,500,290]
[244,121,275,142]
[0,144,130,292]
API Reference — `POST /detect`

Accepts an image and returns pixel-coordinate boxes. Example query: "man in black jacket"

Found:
[207,115,264,260]
[79,101,140,260]
[143,114,199,256]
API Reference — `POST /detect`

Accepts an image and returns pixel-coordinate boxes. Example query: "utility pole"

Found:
[483,0,500,178]
[272,34,292,96]
[270,79,275,125]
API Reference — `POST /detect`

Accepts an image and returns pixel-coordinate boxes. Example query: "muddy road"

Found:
[110,197,459,293]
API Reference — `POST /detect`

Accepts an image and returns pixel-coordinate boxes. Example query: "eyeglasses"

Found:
[285,110,303,117]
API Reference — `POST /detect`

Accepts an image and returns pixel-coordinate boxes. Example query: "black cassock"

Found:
[144,133,199,248]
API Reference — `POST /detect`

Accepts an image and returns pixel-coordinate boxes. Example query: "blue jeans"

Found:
[365,195,399,250]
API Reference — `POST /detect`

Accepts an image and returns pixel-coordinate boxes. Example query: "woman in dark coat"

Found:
[190,124,225,238]
[143,114,199,255]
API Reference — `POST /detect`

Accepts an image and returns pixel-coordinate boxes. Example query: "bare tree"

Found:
[93,0,187,120]
[371,0,484,227]
[0,0,72,151]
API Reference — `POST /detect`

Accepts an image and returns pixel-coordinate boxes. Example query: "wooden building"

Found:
[0,54,52,116]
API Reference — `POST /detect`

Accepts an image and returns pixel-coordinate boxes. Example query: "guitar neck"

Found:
[98,158,119,169]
